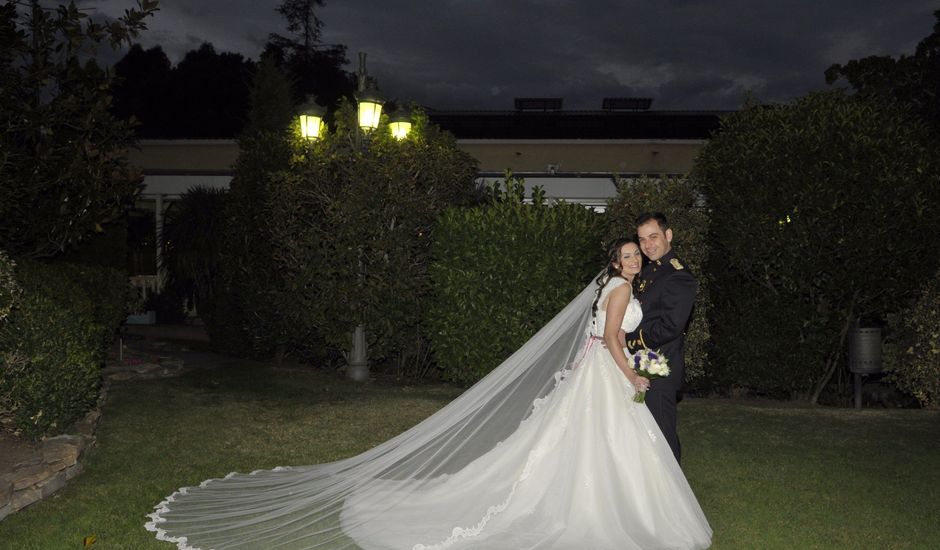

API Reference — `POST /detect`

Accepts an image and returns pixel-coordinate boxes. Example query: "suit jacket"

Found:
[624,249,697,390]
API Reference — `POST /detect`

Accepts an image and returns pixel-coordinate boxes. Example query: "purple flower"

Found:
[649,351,658,360]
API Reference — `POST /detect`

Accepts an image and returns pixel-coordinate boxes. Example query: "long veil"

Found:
[146,276,600,550]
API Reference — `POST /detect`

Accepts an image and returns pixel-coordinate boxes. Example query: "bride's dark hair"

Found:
[592,236,639,318]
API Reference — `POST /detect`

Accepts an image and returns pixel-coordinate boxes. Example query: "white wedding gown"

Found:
[147,277,711,550]
[340,278,712,549]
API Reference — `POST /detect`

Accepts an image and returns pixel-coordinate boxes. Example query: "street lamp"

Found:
[298,97,326,141]
[389,110,413,140]
[356,52,384,132]
[294,53,409,381]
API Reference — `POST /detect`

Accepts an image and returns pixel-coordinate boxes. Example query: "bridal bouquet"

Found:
[631,348,669,403]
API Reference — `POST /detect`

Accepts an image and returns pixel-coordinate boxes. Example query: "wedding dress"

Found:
[147,276,712,550]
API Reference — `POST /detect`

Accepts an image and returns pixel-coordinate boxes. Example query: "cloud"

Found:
[77,0,938,110]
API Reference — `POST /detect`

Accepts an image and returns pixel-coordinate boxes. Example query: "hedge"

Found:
[692,91,940,401]
[892,271,940,408]
[0,250,18,321]
[427,175,603,386]
[0,260,128,436]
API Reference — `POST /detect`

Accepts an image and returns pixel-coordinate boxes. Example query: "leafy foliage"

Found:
[0,0,157,258]
[111,43,172,136]
[112,42,254,138]
[427,174,603,386]
[270,101,479,370]
[692,91,940,400]
[162,43,254,138]
[162,186,227,310]
[0,250,19,321]
[59,218,130,271]
[892,270,940,408]
[603,175,711,384]
[210,55,298,357]
[263,0,354,108]
[57,262,131,357]
[0,261,100,437]
[826,9,940,137]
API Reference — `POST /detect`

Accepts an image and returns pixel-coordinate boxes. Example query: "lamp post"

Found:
[355,52,384,132]
[297,52,411,381]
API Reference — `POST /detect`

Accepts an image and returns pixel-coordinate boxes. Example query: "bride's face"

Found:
[617,243,643,277]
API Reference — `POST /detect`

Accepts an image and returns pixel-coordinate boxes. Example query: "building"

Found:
[126,99,726,302]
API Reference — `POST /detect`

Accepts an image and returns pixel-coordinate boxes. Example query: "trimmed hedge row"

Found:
[426,175,604,386]
[0,259,127,437]
[692,91,940,401]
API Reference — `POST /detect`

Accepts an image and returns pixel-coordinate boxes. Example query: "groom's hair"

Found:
[635,212,669,232]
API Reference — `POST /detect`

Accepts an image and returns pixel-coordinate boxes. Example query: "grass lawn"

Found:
[1,361,938,549]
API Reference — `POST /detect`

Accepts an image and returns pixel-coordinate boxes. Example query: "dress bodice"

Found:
[591,277,642,336]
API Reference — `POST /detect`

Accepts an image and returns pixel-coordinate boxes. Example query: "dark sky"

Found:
[77,0,937,111]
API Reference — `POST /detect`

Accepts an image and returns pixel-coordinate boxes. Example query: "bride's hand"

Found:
[630,375,650,393]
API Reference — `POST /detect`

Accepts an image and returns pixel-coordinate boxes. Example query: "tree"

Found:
[111,44,172,138]
[264,0,354,108]
[162,186,227,314]
[693,91,940,402]
[165,43,254,138]
[111,41,254,138]
[268,101,478,374]
[826,9,940,136]
[211,55,299,358]
[0,0,158,258]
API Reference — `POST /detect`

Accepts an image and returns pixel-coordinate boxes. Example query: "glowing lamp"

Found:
[357,92,384,132]
[298,99,326,141]
[389,112,412,140]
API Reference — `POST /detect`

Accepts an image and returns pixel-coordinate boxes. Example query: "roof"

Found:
[425,109,730,140]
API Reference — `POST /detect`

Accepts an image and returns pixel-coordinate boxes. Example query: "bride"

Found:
[147,237,712,550]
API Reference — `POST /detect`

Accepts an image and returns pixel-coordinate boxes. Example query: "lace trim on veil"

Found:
[145,466,294,550]
[143,274,604,550]
[413,364,576,550]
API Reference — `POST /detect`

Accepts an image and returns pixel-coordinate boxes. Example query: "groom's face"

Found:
[637,220,672,262]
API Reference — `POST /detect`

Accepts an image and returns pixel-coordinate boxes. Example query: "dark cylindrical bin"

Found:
[848,327,882,374]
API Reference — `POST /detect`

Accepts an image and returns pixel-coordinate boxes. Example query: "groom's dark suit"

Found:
[624,249,697,463]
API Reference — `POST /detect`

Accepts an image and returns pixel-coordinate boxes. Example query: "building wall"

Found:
[128,140,239,175]
[460,139,704,175]
[130,138,706,196]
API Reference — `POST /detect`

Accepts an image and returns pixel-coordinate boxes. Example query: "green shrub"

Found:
[692,91,940,401]
[211,55,296,358]
[59,218,129,271]
[893,271,940,407]
[0,3,155,259]
[58,262,130,356]
[603,175,711,385]
[0,261,100,437]
[0,250,19,321]
[427,174,603,386]
[270,101,479,369]
[162,186,227,320]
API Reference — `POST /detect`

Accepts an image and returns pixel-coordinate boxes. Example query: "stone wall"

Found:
[0,384,107,521]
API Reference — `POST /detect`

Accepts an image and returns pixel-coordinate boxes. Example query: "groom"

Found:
[622,212,697,463]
